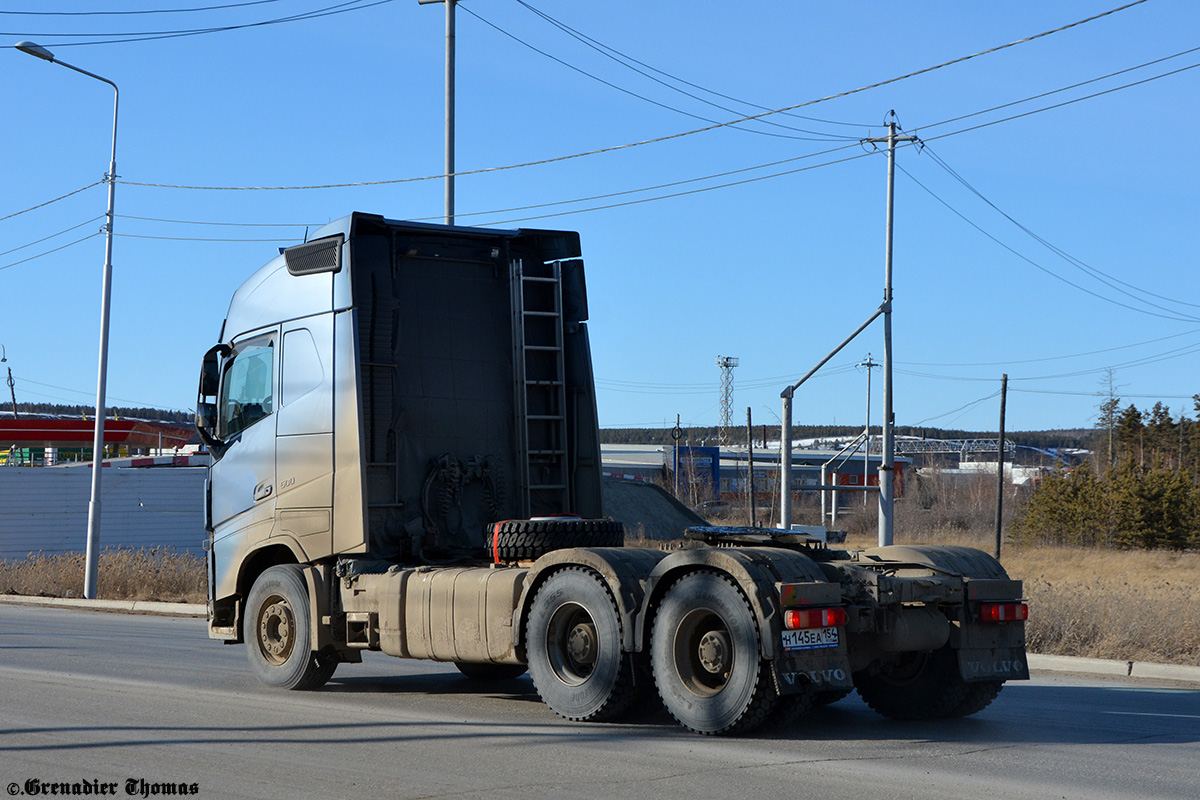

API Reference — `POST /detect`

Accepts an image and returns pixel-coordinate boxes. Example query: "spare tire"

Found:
[488,518,624,562]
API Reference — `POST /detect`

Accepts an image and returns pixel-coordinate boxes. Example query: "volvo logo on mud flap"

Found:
[781,668,848,687]
[964,658,1025,677]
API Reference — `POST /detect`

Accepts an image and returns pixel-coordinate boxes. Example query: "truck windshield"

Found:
[219,337,274,439]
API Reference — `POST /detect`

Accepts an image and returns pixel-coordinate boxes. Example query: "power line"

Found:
[898,328,1200,367]
[896,341,1200,383]
[1,0,287,16]
[14,376,189,413]
[514,0,873,130]
[492,1,861,140]
[1,0,395,48]
[1011,387,1199,401]
[0,233,101,273]
[913,44,1200,137]
[119,1,1150,191]
[461,4,847,143]
[922,144,1200,313]
[910,391,1000,427]
[0,181,102,223]
[0,216,103,258]
[896,163,1200,324]
[117,213,318,227]
[921,60,1200,146]
[114,232,300,242]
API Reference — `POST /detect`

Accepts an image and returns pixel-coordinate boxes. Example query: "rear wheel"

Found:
[244,565,336,690]
[526,568,636,721]
[650,571,777,735]
[855,645,1002,720]
[454,662,528,681]
[813,688,853,707]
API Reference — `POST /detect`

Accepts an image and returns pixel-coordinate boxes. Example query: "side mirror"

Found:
[196,402,216,434]
[196,344,230,457]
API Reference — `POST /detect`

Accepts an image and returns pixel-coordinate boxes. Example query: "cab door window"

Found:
[218,336,275,439]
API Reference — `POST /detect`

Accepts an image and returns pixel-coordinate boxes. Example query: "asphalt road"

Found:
[2,605,1198,800]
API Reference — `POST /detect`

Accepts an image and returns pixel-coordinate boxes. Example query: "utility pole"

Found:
[858,354,880,506]
[994,374,1008,560]
[6,368,17,419]
[746,407,756,528]
[419,0,456,224]
[864,115,917,547]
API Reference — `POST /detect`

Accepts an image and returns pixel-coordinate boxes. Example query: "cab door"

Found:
[208,329,279,592]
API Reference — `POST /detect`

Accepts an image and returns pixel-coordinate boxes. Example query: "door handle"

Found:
[253,481,273,501]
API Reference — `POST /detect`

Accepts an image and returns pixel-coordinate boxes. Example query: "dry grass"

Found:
[0,547,206,604]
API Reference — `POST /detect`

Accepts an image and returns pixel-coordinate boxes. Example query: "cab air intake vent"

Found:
[285,234,344,275]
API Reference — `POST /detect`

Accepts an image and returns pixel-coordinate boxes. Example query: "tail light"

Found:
[784,607,847,630]
[979,602,1028,623]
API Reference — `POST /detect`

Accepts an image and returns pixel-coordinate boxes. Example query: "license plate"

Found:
[781,626,839,651]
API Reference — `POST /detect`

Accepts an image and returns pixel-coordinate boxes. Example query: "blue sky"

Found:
[2,0,1197,434]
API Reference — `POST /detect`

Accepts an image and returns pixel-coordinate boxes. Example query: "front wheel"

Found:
[650,571,777,735]
[244,565,336,690]
[526,567,637,721]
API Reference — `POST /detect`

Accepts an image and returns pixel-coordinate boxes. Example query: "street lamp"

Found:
[418,0,455,225]
[17,40,119,601]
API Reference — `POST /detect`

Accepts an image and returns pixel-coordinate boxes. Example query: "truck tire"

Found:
[650,571,778,735]
[813,688,853,706]
[245,565,337,690]
[526,567,637,722]
[855,645,1003,720]
[454,662,528,681]
[491,519,623,562]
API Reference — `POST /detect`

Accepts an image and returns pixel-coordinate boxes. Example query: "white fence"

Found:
[0,467,206,560]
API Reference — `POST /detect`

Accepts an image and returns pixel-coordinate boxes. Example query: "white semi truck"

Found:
[195,213,1028,735]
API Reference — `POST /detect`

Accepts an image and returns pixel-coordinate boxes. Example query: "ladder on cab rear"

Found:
[511,258,570,516]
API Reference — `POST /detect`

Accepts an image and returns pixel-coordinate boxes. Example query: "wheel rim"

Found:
[876,651,930,686]
[671,608,733,697]
[545,601,598,685]
[256,593,296,666]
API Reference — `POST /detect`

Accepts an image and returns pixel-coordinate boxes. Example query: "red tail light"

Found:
[979,602,1028,623]
[784,607,847,630]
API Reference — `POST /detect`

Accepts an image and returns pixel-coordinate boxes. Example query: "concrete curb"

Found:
[0,594,205,617]
[1026,652,1200,683]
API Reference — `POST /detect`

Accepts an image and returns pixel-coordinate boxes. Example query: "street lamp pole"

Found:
[418,0,456,225]
[17,41,118,600]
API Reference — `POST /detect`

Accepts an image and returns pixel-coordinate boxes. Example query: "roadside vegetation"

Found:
[0,547,205,604]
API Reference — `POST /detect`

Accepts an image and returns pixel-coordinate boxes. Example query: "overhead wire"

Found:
[921,144,1200,312]
[476,2,859,140]
[896,162,1200,324]
[0,233,101,273]
[1,1,287,16]
[910,391,1001,427]
[1,0,395,47]
[115,232,300,242]
[0,216,104,258]
[119,0,1152,191]
[14,376,189,412]
[513,0,873,129]
[895,340,1200,383]
[0,181,102,223]
[117,213,317,227]
[898,328,1200,367]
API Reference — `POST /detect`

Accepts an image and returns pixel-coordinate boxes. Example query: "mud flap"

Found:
[957,647,1030,682]
[774,652,854,694]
